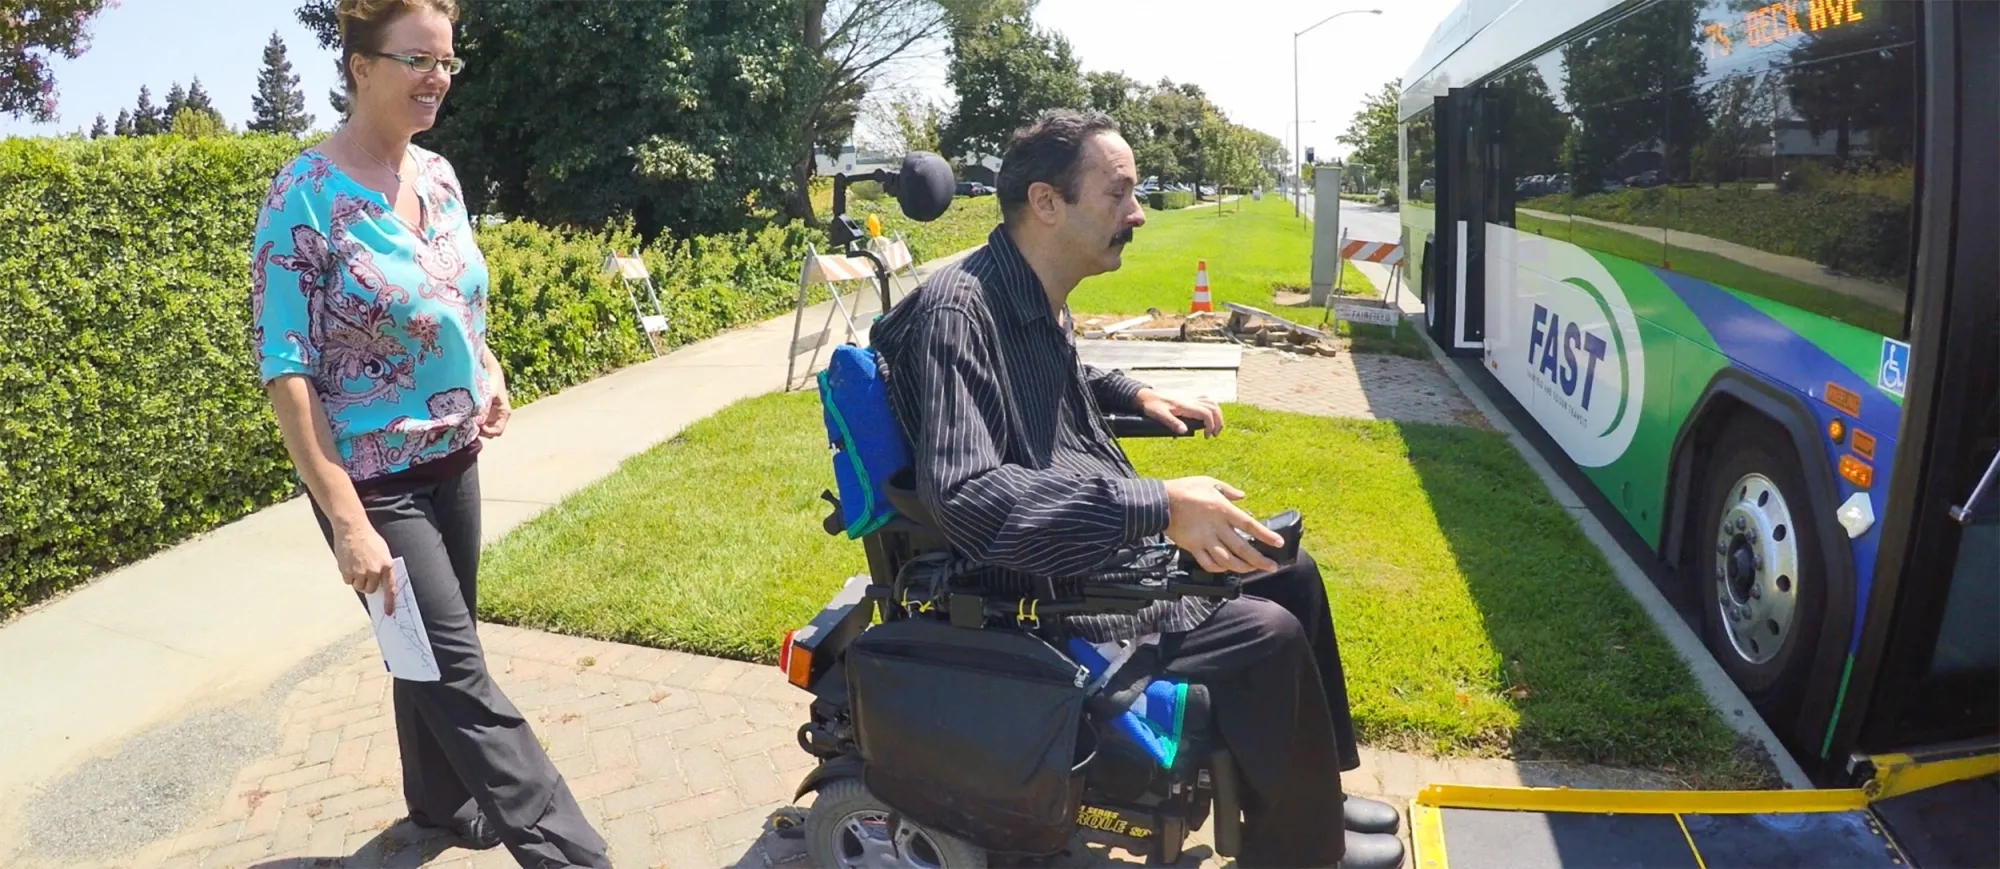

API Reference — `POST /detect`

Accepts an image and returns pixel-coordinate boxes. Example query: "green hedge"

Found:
[0,135,817,615]
[1148,190,1196,210]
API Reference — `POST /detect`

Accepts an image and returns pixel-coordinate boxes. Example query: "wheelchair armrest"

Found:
[1105,413,1206,438]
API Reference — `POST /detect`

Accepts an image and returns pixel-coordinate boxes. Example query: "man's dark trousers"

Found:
[1156,551,1355,868]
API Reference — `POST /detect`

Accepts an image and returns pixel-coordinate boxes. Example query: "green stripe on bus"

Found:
[1821,655,1857,758]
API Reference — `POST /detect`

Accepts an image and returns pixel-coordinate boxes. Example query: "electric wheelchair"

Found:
[776,402,1307,868]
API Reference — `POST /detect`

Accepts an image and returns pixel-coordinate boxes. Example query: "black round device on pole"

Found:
[886,151,955,222]
[827,150,956,311]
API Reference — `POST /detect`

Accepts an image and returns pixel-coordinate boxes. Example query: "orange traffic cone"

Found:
[1190,260,1212,313]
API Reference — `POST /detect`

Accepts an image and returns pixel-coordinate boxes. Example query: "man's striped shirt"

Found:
[868,225,1217,642]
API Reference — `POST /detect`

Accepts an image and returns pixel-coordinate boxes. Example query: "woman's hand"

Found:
[479,385,511,438]
[479,348,510,438]
[263,375,398,612]
[334,523,399,614]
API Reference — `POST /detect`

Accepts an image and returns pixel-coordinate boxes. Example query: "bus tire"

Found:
[1694,417,1829,709]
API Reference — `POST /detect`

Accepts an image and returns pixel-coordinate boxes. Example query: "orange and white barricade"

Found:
[784,235,920,391]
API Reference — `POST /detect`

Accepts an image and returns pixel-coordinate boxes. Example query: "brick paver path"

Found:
[52,622,1680,869]
[84,625,815,869]
[1234,347,1490,430]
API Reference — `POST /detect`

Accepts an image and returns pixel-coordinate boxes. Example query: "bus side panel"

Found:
[1482,225,1715,547]
[1480,227,1899,663]
[1647,270,1904,658]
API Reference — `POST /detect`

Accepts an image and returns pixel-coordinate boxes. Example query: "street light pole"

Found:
[1293,7,1382,218]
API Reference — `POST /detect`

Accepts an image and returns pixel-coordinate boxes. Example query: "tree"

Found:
[169,106,225,138]
[781,0,960,224]
[249,31,314,135]
[1,0,116,121]
[184,77,220,119]
[858,88,945,156]
[296,0,336,48]
[131,85,163,135]
[1139,82,1212,186]
[1335,78,1400,183]
[89,113,107,138]
[164,82,186,121]
[1561,2,1707,191]
[1197,110,1257,209]
[415,0,816,239]
[939,4,1085,163]
[113,107,132,136]
[1491,66,1569,178]
[1784,1,1920,165]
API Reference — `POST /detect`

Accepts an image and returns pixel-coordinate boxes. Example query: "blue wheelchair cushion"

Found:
[817,344,910,538]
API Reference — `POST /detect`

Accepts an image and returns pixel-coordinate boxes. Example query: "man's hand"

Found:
[1136,388,1222,438]
[1163,476,1283,574]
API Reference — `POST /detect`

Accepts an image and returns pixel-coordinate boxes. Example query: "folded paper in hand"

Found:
[365,558,441,681]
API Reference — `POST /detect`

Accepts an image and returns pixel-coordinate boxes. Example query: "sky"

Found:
[2,0,1461,161]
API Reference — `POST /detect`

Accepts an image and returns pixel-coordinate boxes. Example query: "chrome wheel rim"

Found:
[831,809,950,869]
[1713,473,1801,666]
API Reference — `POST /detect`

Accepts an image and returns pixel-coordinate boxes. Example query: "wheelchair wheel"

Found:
[805,777,989,869]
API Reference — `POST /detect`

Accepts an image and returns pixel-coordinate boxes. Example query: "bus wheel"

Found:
[1695,422,1828,705]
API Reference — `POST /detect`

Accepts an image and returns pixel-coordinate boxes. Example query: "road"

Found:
[1290,192,1405,244]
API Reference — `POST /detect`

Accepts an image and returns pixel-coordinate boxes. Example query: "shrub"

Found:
[0,134,820,615]
[1148,190,1195,210]
[0,134,307,614]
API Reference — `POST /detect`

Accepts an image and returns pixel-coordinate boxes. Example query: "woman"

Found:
[250,1,608,865]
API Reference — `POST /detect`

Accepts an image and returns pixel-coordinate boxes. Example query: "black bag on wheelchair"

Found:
[844,615,1097,856]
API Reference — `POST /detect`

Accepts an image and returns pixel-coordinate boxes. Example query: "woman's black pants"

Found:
[310,461,609,868]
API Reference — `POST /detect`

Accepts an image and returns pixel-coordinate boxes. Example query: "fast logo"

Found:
[1529,304,1610,410]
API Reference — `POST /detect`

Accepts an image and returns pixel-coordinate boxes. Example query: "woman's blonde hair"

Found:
[336,0,460,95]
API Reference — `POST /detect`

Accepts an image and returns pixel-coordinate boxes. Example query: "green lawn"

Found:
[1071,195,1364,316]
[478,391,1748,781]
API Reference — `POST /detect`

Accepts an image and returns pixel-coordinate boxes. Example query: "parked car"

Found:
[955,181,994,197]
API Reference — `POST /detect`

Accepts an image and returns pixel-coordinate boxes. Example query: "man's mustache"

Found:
[1111,228,1135,247]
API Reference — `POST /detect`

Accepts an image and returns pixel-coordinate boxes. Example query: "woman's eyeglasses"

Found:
[372,52,466,75]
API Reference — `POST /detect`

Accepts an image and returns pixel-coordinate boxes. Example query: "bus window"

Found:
[1497,49,1572,242]
[1554,0,1699,269]
[1662,0,1920,338]
[1404,108,1437,209]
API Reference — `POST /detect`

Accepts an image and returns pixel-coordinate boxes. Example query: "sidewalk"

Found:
[0,243,971,865]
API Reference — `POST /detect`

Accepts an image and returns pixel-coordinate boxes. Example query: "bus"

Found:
[1396,0,1995,785]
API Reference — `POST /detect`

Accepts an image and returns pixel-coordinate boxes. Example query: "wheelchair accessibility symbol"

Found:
[1879,338,1910,397]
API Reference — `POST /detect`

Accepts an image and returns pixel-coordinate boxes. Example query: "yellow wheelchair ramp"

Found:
[1408,786,1904,869]
[1409,745,2000,869]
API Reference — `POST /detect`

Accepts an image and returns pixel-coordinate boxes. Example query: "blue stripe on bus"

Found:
[1650,267,1895,656]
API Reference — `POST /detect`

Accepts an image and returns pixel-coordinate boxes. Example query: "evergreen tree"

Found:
[185,77,222,124]
[90,114,108,138]
[249,31,314,135]
[132,85,163,135]
[165,82,187,121]
[328,87,349,120]
[114,108,133,136]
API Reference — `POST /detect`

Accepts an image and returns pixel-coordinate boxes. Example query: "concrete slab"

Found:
[1076,341,1243,371]
[1122,369,1237,404]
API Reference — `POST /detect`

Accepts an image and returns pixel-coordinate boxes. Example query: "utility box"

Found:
[1309,164,1344,305]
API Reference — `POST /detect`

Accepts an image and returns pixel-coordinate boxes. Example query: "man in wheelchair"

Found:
[838,110,1404,869]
